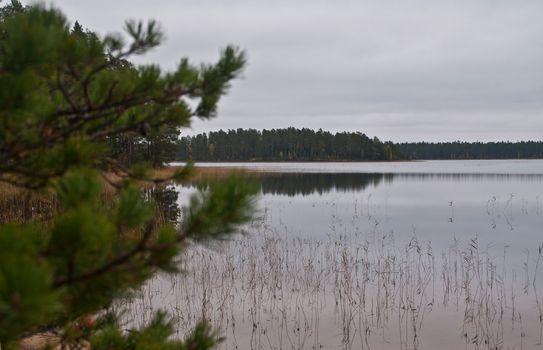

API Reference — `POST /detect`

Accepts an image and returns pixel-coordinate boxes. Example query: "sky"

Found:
[34,0,543,142]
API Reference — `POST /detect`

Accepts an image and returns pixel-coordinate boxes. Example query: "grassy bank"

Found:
[0,166,256,224]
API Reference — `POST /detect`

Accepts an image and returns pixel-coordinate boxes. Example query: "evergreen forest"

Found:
[398,141,543,160]
[177,128,403,161]
[175,129,543,161]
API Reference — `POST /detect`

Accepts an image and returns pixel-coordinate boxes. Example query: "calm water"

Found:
[130,160,543,349]
[183,159,543,174]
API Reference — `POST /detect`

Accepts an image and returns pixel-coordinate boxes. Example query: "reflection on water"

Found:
[127,162,543,350]
[260,173,391,196]
[189,172,543,197]
[186,159,543,175]
[144,185,180,224]
[258,172,543,197]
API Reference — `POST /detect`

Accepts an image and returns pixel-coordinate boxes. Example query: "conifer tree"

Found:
[0,1,255,348]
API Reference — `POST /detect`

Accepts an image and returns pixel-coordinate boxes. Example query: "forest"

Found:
[398,141,543,159]
[174,129,543,161]
[177,128,403,161]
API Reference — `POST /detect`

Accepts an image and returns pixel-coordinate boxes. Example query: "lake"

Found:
[128,160,543,349]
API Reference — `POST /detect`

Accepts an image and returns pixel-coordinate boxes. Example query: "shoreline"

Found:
[173,157,543,163]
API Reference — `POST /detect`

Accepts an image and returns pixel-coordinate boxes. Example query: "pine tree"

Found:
[0,2,255,348]
[141,123,181,167]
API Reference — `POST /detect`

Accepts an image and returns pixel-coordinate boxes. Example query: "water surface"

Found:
[177,159,543,175]
[132,160,543,349]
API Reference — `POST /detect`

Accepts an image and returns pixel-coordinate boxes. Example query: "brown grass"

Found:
[0,166,258,224]
[155,165,262,180]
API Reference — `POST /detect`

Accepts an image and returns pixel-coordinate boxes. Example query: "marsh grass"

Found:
[0,181,124,225]
[0,183,58,224]
[0,166,240,224]
[125,187,543,350]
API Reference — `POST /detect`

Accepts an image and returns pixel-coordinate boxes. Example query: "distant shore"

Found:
[173,159,413,163]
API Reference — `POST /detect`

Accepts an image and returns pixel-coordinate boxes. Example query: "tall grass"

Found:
[125,195,543,350]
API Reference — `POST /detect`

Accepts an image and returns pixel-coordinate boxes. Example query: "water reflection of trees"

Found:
[258,173,393,196]
[144,185,180,224]
[395,173,543,183]
[259,172,543,196]
[186,172,543,198]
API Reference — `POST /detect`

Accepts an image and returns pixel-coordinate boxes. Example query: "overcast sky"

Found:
[36,0,543,141]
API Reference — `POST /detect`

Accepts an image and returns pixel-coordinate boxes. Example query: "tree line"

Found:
[398,141,543,159]
[173,129,543,161]
[177,128,404,161]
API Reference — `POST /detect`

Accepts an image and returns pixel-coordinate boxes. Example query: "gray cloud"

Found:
[39,0,543,141]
